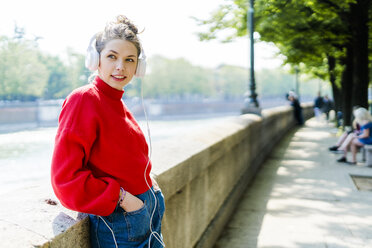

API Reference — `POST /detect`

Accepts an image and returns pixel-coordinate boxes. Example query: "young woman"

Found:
[337,107,372,165]
[51,15,165,248]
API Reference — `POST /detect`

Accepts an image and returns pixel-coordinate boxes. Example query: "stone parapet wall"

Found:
[41,103,313,248]
[0,100,63,128]
[0,104,38,123]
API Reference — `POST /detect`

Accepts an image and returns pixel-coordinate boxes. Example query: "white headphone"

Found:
[85,35,147,78]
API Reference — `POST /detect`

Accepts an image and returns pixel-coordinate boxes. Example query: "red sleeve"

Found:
[51,90,119,216]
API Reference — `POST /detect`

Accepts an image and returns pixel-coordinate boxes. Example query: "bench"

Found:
[363,145,372,167]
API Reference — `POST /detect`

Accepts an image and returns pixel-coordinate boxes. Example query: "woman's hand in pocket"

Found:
[151,175,161,191]
[120,191,144,212]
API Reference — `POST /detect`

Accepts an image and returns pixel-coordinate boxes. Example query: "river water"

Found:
[0,115,238,195]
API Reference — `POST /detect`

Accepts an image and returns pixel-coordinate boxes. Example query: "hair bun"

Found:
[95,14,142,57]
[116,15,138,35]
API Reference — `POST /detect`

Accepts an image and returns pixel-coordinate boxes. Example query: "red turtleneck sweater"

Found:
[51,76,152,216]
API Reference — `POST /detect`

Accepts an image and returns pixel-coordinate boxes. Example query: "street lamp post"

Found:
[242,0,261,115]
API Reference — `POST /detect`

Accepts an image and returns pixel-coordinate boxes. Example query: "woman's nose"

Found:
[116,61,125,71]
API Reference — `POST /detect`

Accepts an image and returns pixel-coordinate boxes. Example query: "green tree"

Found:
[143,55,215,99]
[214,65,248,99]
[254,0,348,113]
[254,0,371,125]
[0,35,48,100]
[65,47,91,90]
[123,56,251,101]
[42,48,91,99]
[194,0,372,126]
[40,54,70,99]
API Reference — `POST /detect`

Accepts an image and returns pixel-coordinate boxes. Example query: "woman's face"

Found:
[98,39,138,90]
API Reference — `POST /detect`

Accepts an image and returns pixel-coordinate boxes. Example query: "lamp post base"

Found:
[241,99,261,115]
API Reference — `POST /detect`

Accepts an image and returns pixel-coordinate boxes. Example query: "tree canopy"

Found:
[195,0,372,126]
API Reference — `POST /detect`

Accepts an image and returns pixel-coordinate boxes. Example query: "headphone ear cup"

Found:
[85,48,99,72]
[85,36,99,71]
[135,57,146,78]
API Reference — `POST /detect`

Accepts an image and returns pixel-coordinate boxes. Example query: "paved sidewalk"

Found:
[214,118,372,248]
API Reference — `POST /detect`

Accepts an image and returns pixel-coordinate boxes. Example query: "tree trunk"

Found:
[350,0,370,109]
[341,45,354,127]
[327,55,341,112]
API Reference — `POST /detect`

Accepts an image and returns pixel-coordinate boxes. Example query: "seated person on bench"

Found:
[337,107,372,164]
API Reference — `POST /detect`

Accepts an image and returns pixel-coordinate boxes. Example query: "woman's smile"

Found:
[111,75,127,81]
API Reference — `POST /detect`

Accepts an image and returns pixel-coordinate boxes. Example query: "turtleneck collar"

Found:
[93,76,124,100]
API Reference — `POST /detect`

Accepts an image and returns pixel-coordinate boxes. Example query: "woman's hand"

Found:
[119,191,144,212]
[151,175,161,191]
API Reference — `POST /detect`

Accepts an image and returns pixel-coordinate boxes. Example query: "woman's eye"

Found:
[107,55,116,59]
[126,58,135,62]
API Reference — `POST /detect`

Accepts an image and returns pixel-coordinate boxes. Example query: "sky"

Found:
[0,0,284,69]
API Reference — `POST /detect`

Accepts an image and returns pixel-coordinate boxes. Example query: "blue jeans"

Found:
[89,187,165,248]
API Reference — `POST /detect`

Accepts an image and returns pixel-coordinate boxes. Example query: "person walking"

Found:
[321,95,333,121]
[314,92,324,121]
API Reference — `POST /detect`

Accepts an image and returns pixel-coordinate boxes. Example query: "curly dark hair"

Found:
[95,15,142,57]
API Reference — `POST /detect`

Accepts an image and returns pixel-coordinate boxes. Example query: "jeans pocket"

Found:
[90,215,118,248]
[155,190,165,219]
[123,201,151,242]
